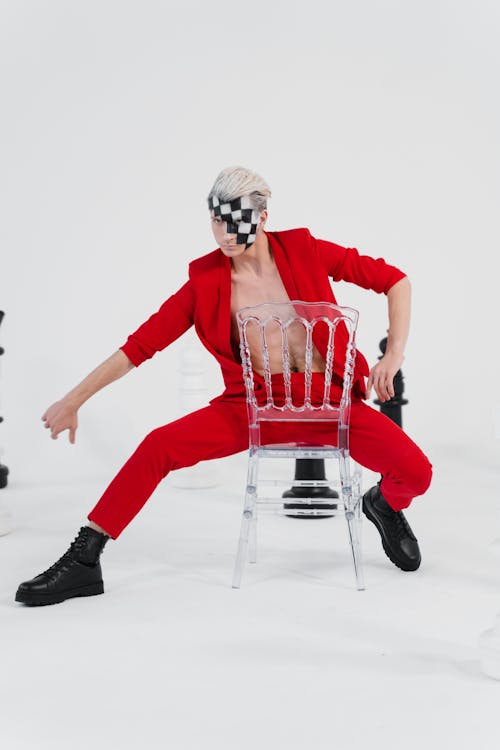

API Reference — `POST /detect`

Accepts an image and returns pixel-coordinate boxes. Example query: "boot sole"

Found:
[15,580,104,606]
[362,499,420,572]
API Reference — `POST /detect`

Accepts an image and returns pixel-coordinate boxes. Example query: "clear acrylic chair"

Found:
[232,301,365,591]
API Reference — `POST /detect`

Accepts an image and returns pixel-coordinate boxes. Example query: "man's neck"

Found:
[230,231,273,276]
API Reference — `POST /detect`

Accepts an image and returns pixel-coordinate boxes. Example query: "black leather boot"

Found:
[15,526,110,606]
[362,485,421,571]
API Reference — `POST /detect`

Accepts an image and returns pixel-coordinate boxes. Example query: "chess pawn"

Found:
[169,339,218,489]
[481,404,500,677]
[489,407,500,556]
[479,614,500,680]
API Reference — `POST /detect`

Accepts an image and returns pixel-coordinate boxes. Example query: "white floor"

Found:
[1,445,500,750]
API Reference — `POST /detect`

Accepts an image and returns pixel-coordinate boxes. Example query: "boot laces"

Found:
[41,530,91,575]
[41,550,74,575]
[390,510,416,541]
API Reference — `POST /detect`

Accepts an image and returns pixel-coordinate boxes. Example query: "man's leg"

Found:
[348,400,433,510]
[16,401,249,605]
[348,400,432,570]
[261,397,432,510]
[87,401,249,539]
[262,399,432,571]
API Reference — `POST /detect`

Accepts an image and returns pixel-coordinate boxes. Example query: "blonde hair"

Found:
[207,166,272,212]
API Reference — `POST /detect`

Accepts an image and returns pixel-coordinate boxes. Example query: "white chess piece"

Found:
[479,406,500,678]
[489,406,500,557]
[170,337,218,489]
[479,614,500,680]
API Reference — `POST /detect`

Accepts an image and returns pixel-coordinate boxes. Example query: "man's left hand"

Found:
[366,352,404,403]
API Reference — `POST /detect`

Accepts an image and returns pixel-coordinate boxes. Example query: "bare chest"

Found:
[230,268,291,318]
[230,267,325,375]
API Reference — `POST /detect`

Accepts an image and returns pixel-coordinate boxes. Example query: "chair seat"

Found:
[256,405,341,421]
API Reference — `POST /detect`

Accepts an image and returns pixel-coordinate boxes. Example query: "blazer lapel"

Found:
[217,251,235,362]
[267,229,337,364]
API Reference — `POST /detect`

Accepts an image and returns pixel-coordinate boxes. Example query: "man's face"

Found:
[209,195,264,256]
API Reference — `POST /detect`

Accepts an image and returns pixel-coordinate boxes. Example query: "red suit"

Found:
[88,228,432,539]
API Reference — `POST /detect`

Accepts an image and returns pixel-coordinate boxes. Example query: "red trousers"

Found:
[88,376,433,539]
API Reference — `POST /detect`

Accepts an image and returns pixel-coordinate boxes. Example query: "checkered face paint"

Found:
[208,195,261,249]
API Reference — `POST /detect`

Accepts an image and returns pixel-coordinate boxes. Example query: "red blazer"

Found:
[120,228,406,403]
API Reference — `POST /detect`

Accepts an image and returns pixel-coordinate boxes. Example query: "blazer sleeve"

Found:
[119,279,195,366]
[310,231,407,294]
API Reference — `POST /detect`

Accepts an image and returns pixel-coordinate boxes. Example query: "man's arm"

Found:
[366,276,411,402]
[43,278,196,443]
[310,230,411,401]
[42,350,135,443]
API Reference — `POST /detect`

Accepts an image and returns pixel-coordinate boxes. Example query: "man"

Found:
[15,166,432,606]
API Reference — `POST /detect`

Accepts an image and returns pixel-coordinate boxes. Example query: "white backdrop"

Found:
[1,0,499,486]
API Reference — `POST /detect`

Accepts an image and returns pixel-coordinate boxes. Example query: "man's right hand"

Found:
[42,399,78,444]
[40,350,134,445]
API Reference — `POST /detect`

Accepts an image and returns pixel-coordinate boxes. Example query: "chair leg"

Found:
[346,511,365,591]
[232,454,258,589]
[340,455,365,591]
[350,462,364,589]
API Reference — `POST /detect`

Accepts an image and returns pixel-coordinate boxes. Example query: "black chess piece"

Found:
[373,335,408,428]
[0,310,9,489]
[283,458,339,518]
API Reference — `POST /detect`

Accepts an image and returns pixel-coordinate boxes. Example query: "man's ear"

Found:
[259,209,268,227]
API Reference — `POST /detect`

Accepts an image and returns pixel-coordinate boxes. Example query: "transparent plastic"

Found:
[232,301,365,591]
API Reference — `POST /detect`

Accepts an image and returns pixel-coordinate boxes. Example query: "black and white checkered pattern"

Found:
[208,195,260,248]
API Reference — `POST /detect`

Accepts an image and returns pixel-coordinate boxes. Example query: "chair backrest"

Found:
[237,301,359,443]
